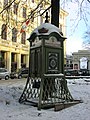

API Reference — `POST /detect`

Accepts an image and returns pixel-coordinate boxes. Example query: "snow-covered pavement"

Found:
[0,78,90,120]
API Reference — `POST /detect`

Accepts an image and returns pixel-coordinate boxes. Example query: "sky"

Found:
[0,78,90,120]
[63,1,90,55]
[66,20,85,55]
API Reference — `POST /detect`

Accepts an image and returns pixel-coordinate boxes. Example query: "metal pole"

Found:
[51,0,60,27]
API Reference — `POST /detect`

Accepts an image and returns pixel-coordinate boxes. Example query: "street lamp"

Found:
[51,0,60,27]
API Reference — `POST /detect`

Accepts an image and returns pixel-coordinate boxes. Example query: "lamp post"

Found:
[51,0,60,27]
[51,0,64,73]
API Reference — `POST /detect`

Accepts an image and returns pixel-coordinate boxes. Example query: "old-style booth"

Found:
[19,23,74,110]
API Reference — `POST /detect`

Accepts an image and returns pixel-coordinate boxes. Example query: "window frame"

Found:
[3,0,8,7]
[21,31,26,44]
[1,24,7,40]
[13,2,18,15]
[23,7,26,18]
[12,27,17,42]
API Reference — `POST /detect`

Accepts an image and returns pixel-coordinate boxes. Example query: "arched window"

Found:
[3,0,8,7]
[21,32,26,44]
[74,64,78,70]
[13,2,18,15]
[1,24,7,40]
[23,7,26,18]
[12,28,17,42]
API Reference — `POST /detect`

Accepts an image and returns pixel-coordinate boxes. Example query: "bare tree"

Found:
[61,0,90,34]
[0,0,90,38]
[82,29,90,49]
[87,0,90,3]
[60,0,90,50]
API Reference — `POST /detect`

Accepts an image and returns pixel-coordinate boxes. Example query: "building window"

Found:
[11,53,17,72]
[0,51,5,68]
[3,0,8,7]
[12,28,17,42]
[1,24,7,40]
[74,64,78,69]
[70,61,72,64]
[21,55,26,68]
[21,32,26,44]
[13,2,18,15]
[60,24,62,32]
[66,60,69,64]
[23,7,26,18]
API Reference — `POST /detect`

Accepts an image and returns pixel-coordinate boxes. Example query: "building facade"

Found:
[72,50,90,70]
[64,55,73,70]
[0,0,68,72]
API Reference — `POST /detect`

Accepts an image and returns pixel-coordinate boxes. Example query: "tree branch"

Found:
[87,0,90,3]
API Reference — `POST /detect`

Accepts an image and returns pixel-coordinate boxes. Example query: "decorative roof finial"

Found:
[45,12,49,23]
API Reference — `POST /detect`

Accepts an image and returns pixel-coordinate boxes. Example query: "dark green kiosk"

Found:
[19,23,75,110]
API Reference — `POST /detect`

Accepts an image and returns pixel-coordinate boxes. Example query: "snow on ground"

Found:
[0,78,90,120]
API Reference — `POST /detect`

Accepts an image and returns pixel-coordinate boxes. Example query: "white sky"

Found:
[66,38,83,55]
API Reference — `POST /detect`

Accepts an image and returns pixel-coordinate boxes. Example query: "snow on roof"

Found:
[28,23,63,40]
[32,23,61,35]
